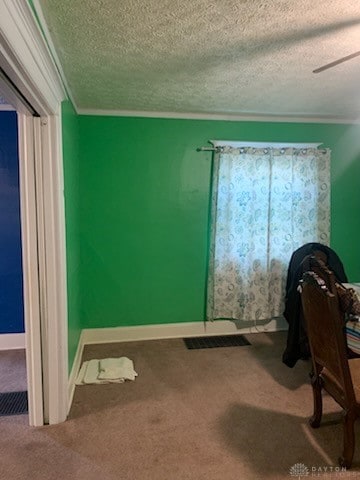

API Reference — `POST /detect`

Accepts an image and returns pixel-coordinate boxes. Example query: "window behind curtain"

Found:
[207,145,330,323]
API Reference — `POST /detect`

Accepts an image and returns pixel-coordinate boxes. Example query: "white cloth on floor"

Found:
[98,357,137,381]
[83,359,108,384]
[75,357,138,385]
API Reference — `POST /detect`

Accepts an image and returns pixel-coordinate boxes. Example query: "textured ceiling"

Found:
[37,0,360,119]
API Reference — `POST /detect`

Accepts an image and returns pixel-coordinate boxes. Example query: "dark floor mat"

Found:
[0,391,28,416]
[184,334,251,350]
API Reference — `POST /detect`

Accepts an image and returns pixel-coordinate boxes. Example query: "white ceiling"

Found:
[36,0,360,120]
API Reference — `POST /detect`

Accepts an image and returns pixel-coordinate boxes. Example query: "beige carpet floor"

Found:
[1,331,360,479]
[0,348,27,393]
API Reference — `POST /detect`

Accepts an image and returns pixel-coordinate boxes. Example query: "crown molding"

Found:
[32,0,78,111]
[0,0,66,115]
[76,108,360,124]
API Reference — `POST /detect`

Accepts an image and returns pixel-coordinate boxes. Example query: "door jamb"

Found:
[17,113,44,426]
[0,0,68,425]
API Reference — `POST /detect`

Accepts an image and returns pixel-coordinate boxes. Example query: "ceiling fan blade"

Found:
[313,51,360,73]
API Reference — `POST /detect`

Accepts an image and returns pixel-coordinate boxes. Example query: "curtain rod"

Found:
[196,146,223,152]
[197,141,324,152]
[197,143,324,152]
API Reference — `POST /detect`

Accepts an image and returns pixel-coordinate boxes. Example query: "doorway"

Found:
[0,0,69,426]
[0,82,45,425]
[0,101,28,416]
[0,106,24,340]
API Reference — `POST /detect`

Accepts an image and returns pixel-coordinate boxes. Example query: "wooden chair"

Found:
[300,270,360,468]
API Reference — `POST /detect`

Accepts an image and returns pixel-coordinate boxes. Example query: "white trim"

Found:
[77,108,360,125]
[31,0,78,111]
[82,318,287,344]
[0,0,68,425]
[0,0,66,115]
[0,104,16,111]
[210,140,323,148]
[0,70,32,115]
[33,116,48,422]
[0,333,25,350]
[68,331,85,413]
[40,114,68,425]
[17,113,44,427]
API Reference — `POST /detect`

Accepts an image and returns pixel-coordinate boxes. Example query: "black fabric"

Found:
[282,242,348,368]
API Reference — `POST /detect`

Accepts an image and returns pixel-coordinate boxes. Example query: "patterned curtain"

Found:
[207,146,330,322]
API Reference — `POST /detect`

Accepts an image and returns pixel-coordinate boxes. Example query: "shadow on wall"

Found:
[329,123,360,280]
[331,123,360,183]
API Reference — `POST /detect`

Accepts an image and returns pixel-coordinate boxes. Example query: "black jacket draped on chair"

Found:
[282,242,348,368]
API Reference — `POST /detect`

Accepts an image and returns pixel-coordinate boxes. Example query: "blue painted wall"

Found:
[0,111,24,334]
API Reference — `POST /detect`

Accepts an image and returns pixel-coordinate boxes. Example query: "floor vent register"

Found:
[0,391,28,416]
[183,334,251,350]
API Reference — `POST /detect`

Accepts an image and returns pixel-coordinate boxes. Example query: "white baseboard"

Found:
[67,317,287,412]
[0,333,25,350]
[67,330,85,414]
[81,318,287,344]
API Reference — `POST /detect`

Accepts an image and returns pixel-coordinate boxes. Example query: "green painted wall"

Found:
[62,100,82,370]
[77,116,360,330]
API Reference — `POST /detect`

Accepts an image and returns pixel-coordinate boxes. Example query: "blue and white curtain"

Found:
[207,146,330,322]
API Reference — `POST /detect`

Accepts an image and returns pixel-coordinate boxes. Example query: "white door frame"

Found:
[0,0,68,425]
[17,113,44,426]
